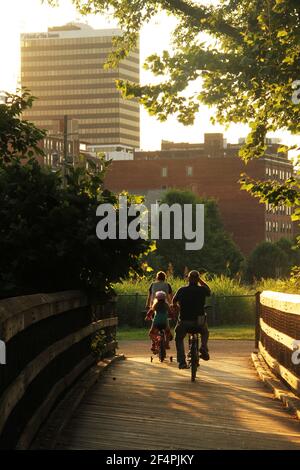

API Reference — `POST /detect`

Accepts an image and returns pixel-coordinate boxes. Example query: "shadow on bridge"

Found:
[54,340,300,450]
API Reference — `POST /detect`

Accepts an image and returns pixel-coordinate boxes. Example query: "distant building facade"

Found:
[87,144,134,161]
[21,23,140,149]
[104,134,297,255]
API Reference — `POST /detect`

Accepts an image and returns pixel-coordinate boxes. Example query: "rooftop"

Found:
[21,23,121,40]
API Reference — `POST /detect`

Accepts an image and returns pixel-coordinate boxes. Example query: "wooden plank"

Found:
[54,341,300,450]
[0,290,88,342]
[15,341,118,450]
[0,319,117,435]
[32,355,125,450]
[259,341,300,394]
[15,355,94,450]
[260,291,300,316]
[260,318,296,350]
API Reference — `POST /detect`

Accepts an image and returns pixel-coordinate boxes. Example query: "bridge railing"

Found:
[0,290,118,450]
[256,290,300,396]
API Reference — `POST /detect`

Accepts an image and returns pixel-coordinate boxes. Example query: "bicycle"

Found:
[186,306,211,381]
[151,327,167,363]
[187,329,200,381]
[143,309,173,364]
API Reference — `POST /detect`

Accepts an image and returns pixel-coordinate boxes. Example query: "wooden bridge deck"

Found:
[56,340,300,450]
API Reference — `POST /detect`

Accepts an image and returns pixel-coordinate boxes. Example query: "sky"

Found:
[0,0,298,151]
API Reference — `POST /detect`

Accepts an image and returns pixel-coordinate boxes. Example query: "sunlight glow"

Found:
[0,0,298,150]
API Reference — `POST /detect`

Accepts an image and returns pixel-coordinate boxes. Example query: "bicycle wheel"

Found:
[190,340,198,381]
[159,334,166,362]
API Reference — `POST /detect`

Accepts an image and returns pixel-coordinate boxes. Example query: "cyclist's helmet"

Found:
[155,290,167,301]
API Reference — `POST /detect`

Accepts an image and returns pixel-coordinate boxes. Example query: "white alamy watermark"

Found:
[291,340,300,365]
[96,196,204,250]
[0,340,6,365]
[292,80,300,104]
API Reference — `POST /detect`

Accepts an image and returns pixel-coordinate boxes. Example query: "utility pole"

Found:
[63,114,68,187]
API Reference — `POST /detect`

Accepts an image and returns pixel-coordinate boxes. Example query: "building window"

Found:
[161,167,168,177]
[186,166,193,177]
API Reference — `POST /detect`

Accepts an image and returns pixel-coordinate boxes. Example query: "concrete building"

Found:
[87,144,134,161]
[104,134,297,255]
[21,23,140,149]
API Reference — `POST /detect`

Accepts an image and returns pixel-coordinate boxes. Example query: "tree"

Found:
[246,241,287,280]
[246,237,300,281]
[147,189,244,276]
[47,0,300,251]
[0,89,46,164]
[275,237,300,271]
[0,92,150,298]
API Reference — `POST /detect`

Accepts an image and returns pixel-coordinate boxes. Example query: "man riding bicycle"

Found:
[172,270,211,369]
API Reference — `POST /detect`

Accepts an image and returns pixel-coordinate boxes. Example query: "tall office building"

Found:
[21,23,140,149]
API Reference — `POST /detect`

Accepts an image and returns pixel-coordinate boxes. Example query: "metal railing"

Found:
[115,293,256,327]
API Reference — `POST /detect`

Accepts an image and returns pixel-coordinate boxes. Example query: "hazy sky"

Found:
[0,0,298,150]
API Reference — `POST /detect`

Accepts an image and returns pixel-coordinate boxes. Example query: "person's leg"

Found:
[199,323,210,360]
[165,326,172,348]
[149,325,159,352]
[175,322,188,367]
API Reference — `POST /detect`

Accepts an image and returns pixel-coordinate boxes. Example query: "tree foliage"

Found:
[46,1,300,137]
[46,0,300,245]
[147,189,244,276]
[0,92,150,298]
[0,89,46,164]
[246,237,300,281]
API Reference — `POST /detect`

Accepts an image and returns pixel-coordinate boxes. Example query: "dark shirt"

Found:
[173,284,211,321]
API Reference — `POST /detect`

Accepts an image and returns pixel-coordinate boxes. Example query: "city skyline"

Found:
[0,0,298,151]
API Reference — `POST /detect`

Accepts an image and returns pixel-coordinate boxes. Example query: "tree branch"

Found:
[160,0,242,41]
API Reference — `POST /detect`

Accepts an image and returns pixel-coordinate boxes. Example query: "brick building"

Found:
[104,134,296,255]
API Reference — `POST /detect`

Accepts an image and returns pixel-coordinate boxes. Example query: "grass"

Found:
[117,325,255,341]
[113,274,254,297]
[113,274,300,297]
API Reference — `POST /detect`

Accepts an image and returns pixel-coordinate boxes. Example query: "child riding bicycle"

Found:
[145,291,174,353]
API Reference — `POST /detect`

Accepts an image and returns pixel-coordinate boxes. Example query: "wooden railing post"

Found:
[255,291,261,350]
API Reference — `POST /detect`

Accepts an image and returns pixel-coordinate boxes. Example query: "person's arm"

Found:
[167,303,175,320]
[145,283,153,308]
[171,289,181,318]
[145,308,154,321]
[199,278,211,296]
[167,283,173,304]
